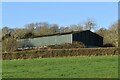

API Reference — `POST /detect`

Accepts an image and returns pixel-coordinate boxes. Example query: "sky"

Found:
[2,2,118,29]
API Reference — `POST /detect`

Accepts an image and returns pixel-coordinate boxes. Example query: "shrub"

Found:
[48,41,85,49]
[103,43,115,47]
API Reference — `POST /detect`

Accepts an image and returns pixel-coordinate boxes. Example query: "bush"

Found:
[48,41,85,49]
[103,43,115,47]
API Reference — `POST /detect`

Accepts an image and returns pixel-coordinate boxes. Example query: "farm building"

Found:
[17,30,103,48]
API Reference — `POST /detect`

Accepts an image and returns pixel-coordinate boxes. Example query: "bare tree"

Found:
[83,18,97,31]
[69,24,83,31]
[96,21,118,47]
[50,24,59,33]
[108,22,118,47]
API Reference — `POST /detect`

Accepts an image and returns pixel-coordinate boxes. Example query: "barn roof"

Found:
[21,30,102,39]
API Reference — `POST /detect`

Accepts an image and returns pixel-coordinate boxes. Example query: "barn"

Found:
[17,30,103,48]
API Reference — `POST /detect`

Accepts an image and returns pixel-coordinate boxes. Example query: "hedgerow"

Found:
[2,47,119,60]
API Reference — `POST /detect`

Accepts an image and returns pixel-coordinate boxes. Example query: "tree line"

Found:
[2,19,118,52]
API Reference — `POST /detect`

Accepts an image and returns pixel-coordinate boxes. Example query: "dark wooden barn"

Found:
[72,30,103,47]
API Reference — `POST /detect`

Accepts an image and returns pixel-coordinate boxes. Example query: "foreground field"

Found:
[3,56,118,78]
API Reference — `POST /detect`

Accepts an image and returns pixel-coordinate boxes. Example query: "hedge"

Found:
[2,47,119,60]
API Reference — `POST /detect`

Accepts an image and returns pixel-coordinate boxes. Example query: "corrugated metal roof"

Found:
[20,30,102,39]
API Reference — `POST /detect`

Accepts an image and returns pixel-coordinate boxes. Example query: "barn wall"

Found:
[17,34,72,47]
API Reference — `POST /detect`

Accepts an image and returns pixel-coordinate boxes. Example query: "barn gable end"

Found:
[72,30,103,47]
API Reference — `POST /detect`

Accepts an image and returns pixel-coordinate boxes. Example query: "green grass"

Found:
[2,56,118,78]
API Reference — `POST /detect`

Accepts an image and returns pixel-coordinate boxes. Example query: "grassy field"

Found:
[2,56,118,78]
